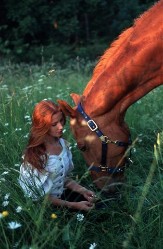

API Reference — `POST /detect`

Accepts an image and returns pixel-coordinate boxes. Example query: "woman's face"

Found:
[47,112,65,138]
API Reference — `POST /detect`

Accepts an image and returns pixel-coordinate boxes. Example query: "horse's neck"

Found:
[82,1,163,119]
[83,45,162,118]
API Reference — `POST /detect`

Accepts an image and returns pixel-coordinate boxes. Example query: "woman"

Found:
[19,100,95,211]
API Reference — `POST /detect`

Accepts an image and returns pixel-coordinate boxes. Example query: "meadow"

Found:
[0,59,162,249]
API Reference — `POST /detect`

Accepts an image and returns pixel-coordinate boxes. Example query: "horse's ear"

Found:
[57,100,76,118]
[70,93,81,105]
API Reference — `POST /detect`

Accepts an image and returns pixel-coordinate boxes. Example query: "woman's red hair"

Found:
[23,100,66,171]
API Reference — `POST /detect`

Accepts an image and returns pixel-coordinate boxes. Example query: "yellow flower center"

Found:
[2,211,9,217]
[51,213,57,219]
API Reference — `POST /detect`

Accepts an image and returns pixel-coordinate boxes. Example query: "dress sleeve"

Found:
[19,163,50,200]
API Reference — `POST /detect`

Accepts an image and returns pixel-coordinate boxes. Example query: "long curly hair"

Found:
[23,100,66,171]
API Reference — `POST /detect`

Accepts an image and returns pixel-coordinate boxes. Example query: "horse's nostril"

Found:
[80,146,86,151]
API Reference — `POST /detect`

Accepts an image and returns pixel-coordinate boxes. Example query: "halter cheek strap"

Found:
[77,103,132,174]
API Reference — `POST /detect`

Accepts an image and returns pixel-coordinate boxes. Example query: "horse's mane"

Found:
[83,27,134,96]
[92,27,133,81]
[91,0,162,82]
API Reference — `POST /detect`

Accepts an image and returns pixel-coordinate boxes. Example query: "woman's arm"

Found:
[48,195,94,211]
[48,195,74,208]
[64,178,86,193]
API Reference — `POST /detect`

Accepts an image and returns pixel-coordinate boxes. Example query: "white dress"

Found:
[19,138,74,200]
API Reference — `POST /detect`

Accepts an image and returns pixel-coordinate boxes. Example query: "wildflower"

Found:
[76,213,84,222]
[4,123,9,126]
[8,221,22,229]
[16,206,22,213]
[138,138,142,143]
[2,200,9,207]
[1,171,9,175]
[46,86,52,89]
[14,164,20,167]
[4,193,10,200]
[51,213,57,219]
[132,148,136,153]
[89,243,97,249]
[2,211,9,217]
[24,115,31,120]
[48,69,55,75]
[23,133,29,138]
[15,128,22,131]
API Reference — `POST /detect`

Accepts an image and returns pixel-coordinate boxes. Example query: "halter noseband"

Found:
[77,103,132,174]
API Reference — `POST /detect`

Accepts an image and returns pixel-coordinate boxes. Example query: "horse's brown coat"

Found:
[58,0,163,192]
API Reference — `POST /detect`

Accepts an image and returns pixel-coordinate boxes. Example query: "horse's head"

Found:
[58,93,132,194]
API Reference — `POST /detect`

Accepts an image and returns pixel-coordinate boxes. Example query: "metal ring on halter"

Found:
[99,135,111,143]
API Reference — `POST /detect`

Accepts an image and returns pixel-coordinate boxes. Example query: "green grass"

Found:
[0,61,162,249]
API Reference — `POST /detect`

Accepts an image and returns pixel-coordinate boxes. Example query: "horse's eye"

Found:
[77,144,86,152]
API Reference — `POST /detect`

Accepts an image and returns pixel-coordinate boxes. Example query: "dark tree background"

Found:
[0,0,156,63]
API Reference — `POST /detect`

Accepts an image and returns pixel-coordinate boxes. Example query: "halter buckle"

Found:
[99,165,108,172]
[87,120,98,131]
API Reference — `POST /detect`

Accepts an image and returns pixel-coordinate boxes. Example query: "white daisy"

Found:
[76,213,84,222]
[89,243,97,249]
[4,193,10,200]
[16,206,22,213]
[2,200,9,207]
[8,221,22,229]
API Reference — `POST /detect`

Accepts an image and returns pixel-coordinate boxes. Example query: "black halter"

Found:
[77,103,132,174]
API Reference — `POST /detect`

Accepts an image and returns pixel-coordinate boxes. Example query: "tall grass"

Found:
[0,60,162,249]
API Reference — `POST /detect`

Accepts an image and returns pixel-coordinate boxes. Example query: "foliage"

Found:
[0,0,156,63]
[0,61,162,248]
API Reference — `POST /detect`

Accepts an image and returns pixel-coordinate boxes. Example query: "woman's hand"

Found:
[72,201,94,211]
[80,188,96,203]
[64,179,96,204]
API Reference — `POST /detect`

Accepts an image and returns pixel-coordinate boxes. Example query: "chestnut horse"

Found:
[58,0,163,193]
